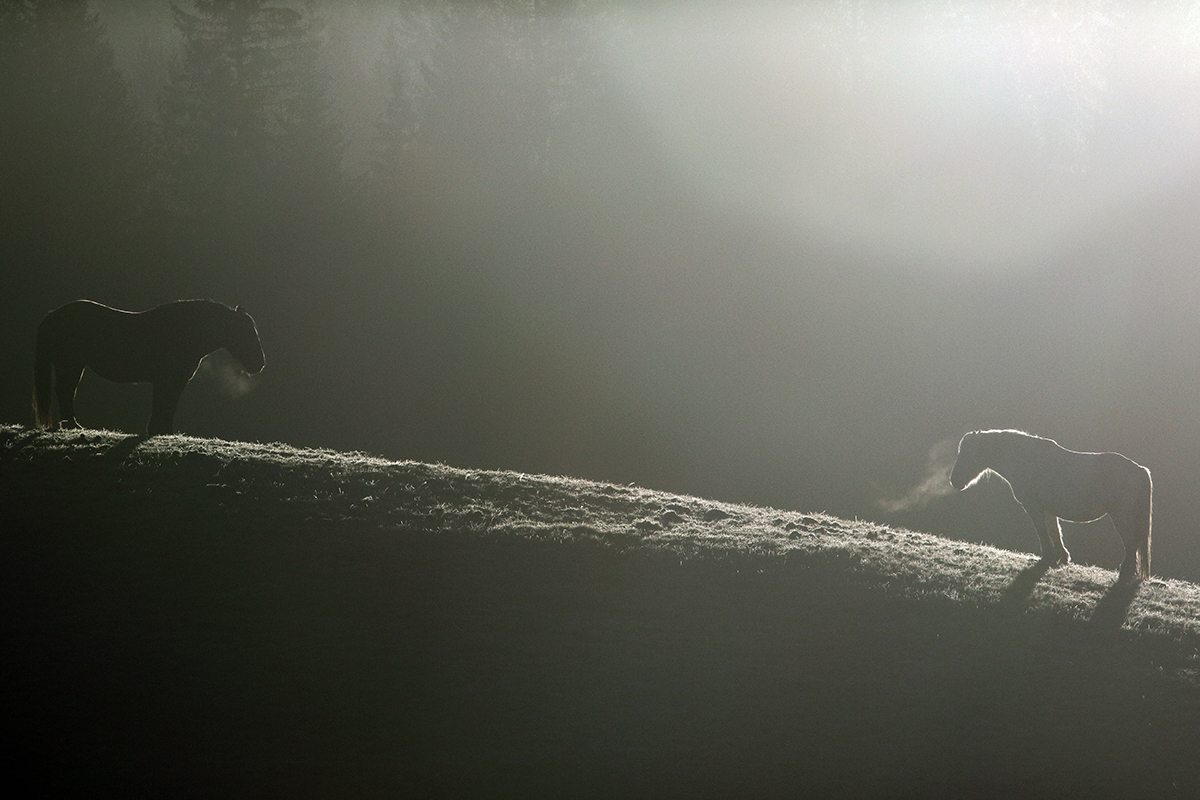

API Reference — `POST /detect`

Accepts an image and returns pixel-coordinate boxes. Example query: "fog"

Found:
[5,1,1200,580]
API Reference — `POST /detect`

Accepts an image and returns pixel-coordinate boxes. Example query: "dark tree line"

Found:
[0,0,614,428]
[0,0,349,429]
[0,0,151,291]
[159,0,341,228]
[0,0,610,289]
[1,0,344,300]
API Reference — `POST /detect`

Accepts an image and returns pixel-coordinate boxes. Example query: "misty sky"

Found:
[9,0,1200,581]
[90,0,1200,278]
[93,1,1200,257]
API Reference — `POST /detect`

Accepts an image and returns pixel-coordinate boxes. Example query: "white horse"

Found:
[949,429,1152,582]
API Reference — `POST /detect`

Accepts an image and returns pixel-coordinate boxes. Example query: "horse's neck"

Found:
[194,307,230,354]
[158,307,225,362]
[989,434,1047,482]
[983,436,1020,478]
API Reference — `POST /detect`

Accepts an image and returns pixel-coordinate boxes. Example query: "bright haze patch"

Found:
[877,437,963,514]
[607,2,1200,271]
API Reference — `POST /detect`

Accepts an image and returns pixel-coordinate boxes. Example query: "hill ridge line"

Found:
[3,424,1200,663]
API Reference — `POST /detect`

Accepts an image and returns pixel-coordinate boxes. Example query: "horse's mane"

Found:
[967,428,1058,445]
[970,428,1035,437]
[161,298,236,316]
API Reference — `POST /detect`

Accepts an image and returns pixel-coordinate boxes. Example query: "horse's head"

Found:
[226,306,265,375]
[949,431,988,490]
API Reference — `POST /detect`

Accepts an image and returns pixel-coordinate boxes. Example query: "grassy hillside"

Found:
[3,425,1199,797]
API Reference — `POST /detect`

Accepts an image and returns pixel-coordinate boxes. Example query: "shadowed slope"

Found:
[2,425,1199,797]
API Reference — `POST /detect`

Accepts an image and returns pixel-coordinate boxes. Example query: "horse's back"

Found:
[40,299,139,336]
[1053,448,1150,519]
[999,435,1146,520]
[42,299,116,323]
[38,300,153,381]
[39,301,131,349]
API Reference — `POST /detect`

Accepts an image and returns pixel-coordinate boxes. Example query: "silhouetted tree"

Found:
[0,0,151,280]
[158,0,342,229]
[469,0,605,172]
[350,5,447,229]
[356,0,619,229]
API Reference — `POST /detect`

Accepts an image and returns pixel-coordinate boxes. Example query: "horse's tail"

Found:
[1139,468,1153,580]
[32,327,52,429]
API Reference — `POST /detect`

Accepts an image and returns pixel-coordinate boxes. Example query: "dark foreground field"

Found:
[2,426,1199,797]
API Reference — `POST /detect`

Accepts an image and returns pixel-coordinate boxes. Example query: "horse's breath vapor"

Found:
[877,437,961,513]
[198,350,259,399]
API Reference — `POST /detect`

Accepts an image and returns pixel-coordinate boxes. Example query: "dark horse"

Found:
[33,299,265,435]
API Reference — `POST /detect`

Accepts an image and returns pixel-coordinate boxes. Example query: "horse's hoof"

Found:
[1116,568,1142,585]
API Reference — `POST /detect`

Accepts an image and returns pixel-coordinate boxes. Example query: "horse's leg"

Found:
[1136,484,1152,580]
[1024,505,1052,560]
[1117,536,1141,583]
[1111,505,1151,583]
[1141,509,1153,580]
[1027,507,1070,566]
[55,364,85,429]
[148,375,189,435]
[1043,511,1071,565]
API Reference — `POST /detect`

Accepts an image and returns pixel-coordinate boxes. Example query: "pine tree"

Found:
[358,0,616,218]
[351,5,447,229]
[0,0,151,277]
[158,0,342,225]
